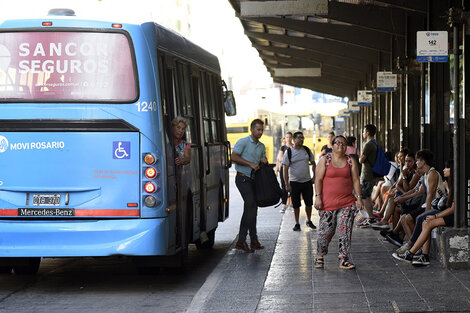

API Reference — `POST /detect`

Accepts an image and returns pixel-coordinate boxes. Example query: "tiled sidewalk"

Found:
[188,207,470,313]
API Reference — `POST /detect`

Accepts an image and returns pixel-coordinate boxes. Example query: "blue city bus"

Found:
[0,11,235,274]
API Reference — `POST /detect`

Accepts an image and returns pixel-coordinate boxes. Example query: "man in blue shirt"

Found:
[231,119,268,252]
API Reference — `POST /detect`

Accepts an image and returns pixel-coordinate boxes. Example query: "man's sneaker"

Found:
[293,223,301,231]
[396,242,410,255]
[279,206,286,213]
[380,229,393,238]
[392,250,413,263]
[412,254,430,266]
[414,248,423,256]
[306,221,317,229]
[385,232,403,247]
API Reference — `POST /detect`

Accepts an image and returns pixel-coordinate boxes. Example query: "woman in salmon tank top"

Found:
[313,135,363,270]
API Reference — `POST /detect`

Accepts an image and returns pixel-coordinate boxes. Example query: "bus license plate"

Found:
[32,194,61,206]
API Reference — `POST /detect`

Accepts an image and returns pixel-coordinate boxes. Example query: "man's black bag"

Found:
[254,164,285,207]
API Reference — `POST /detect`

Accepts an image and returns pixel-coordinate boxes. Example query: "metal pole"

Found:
[420,63,425,149]
[453,24,463,228]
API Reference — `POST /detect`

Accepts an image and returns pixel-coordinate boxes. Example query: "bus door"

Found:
[157,55,178,250]
[173,60,203,247]
[197,73,224,240]
[190,72,207,242]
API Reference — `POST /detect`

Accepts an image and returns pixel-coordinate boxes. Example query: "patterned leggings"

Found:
[316,205,357,260]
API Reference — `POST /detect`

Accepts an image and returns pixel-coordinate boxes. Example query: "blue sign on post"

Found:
[357,90,372,106]
[377,72,397,92]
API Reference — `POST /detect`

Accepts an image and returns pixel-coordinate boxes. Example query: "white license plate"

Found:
[32,194,61,206]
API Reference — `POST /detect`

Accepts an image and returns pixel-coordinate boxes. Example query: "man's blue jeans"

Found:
[410,209,440,243]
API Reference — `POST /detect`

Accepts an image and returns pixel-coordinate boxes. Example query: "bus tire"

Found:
[0,258,13,274]
[195,228,215,250]
[13,257,41,275]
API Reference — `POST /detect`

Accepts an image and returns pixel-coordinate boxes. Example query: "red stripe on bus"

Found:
[75,209,140,217]
[0,209,139,217]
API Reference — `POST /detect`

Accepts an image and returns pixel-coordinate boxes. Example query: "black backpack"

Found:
[254,164,285,207]
[287,146,313,164]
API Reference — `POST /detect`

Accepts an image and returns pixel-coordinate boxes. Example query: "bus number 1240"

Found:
[136,101,157,112]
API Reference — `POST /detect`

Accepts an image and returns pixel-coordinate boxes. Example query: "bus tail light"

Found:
[144,196,157,207]
[42,21,53,26]
[144,153,155,165]
[145,167,157,179]
[144,182,156,193]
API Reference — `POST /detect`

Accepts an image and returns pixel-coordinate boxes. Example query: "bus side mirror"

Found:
[222,80,236,116]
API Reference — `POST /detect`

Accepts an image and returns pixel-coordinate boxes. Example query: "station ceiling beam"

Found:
[245,30,376,63]
[327,1,406,37]
[260,54,361,87]
[255,49,366,82]
[240,0,328,16]
[267,65,359,91]
[349,0,426,14]
[242,16,392,53]
[251,43,369,74]
[275,77,355,98]
[274,67,321,77]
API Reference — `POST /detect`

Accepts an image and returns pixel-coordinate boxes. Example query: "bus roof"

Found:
[153,23,220,74]
[0,17,221,75]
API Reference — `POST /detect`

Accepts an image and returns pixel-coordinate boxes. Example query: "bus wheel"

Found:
[0,258,12,274]
[195,228,215,250]
[13,258,41,275]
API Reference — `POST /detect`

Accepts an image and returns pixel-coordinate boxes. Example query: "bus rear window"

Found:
[0,31,137,102]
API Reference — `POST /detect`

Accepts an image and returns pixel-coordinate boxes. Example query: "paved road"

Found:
[0,169,244,313]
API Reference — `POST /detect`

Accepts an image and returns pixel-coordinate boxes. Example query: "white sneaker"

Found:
[371,222,390,230]
[396,242,410,255]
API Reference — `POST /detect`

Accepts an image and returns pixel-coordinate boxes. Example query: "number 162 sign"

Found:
[417,31,448,62]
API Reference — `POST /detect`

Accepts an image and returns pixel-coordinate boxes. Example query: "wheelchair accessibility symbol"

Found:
[0,135,8,153]
[113,141,130,159]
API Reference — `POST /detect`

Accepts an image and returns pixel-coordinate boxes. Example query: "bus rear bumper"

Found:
[0,218,170,257]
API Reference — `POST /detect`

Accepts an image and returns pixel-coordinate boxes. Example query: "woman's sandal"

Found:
[314,257,324,268]
[339,258,356,270]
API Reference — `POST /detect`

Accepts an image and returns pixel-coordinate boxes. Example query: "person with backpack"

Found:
[282,131,316,231]
[314,135,363,270]
[231,119,268,253]
[275,132,294,213]
[357,124,381,227]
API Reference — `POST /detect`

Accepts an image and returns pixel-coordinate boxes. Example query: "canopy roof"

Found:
[228,0,426,98]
